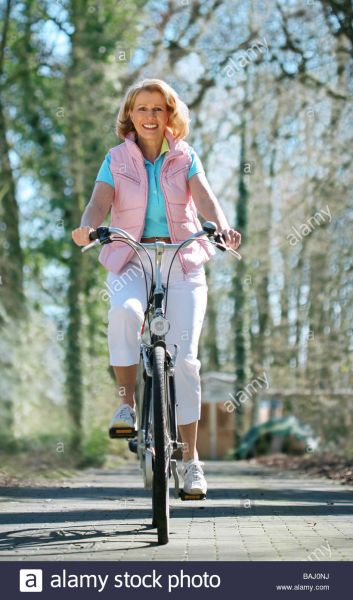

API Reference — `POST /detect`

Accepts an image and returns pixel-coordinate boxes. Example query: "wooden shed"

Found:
[198,372,282,459]
[198,372,236,460]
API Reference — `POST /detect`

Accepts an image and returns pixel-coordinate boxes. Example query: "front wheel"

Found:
[151,343,170,545]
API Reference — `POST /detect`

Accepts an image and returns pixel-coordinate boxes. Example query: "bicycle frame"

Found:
[81,221,241,542]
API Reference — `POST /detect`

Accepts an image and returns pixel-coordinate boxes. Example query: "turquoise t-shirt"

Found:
[95,139,204,237]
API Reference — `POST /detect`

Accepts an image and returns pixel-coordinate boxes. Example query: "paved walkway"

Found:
[0,460,352,561]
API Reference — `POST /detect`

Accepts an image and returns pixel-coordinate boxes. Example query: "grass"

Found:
[0,429,133,486]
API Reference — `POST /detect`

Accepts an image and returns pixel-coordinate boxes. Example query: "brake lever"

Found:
[227,247,242,260]
[81,239,101,253]
[212,233,242,260]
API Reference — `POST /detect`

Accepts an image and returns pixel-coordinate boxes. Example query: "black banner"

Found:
[1,561,349,599]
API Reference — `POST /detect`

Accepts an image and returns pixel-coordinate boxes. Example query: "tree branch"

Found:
[0,0,12,78]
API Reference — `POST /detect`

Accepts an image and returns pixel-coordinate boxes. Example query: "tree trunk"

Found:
[0,0,24,445]
[0,0,24,320]
[64,2,87,457]
[233,116,251,452]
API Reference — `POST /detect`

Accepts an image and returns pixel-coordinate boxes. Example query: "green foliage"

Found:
[78,427,109,468]
[1,0,353,466]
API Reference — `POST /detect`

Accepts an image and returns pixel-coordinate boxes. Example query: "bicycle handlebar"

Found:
[81,221,241,260]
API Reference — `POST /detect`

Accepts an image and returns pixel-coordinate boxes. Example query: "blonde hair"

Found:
[116,78,190,140]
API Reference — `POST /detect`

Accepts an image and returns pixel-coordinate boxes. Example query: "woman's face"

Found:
[130,90,169,143]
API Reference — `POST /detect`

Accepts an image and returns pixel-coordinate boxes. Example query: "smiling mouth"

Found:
[142,124,158,129]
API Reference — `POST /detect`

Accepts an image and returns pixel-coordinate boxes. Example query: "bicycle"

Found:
[81,221,241,544]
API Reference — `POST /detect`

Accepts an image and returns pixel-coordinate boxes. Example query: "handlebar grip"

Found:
[89,230,98,241]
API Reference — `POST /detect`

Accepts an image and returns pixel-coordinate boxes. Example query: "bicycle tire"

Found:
[141,372,152,443]
[151,343,170,545]
[168,371,177,444]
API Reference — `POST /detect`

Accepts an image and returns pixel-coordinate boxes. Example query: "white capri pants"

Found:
[106,250,208,425]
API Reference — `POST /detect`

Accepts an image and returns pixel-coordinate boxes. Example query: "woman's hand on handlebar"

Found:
[71,226,95,247]
[220,227,241,250]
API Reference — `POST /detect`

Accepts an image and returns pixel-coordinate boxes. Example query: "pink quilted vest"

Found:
[98,128,215,275]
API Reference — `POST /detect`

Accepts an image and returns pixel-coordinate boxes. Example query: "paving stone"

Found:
[0,460,352,561]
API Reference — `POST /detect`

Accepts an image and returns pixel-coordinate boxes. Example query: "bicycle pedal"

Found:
[109,427,137,439]
[179,490,206,501]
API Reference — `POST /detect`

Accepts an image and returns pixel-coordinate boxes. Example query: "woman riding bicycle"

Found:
[71,78,241,497]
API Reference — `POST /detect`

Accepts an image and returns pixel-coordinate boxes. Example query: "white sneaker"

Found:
[109,404,136,436]
[182,459,207,495]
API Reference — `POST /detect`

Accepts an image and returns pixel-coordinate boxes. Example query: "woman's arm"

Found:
[188,172,241,249]
[81,182,114,228]
[72,182,114,246]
